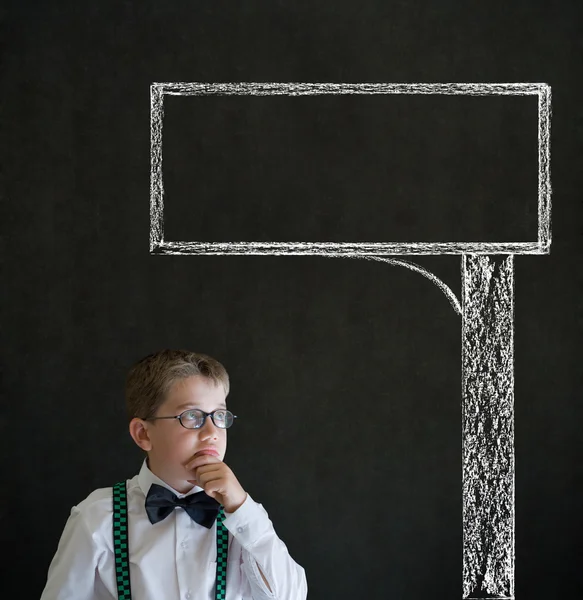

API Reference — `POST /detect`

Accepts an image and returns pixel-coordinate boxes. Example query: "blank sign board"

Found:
[150,83,551,256]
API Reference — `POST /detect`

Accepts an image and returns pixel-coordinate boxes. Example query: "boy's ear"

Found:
[129,418,153,452]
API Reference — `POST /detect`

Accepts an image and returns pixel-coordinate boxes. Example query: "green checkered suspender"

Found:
[112,481,229,600]
[112,482,132,600]
[215,506,228,600]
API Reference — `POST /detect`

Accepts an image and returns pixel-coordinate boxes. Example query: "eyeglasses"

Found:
[146,408,238,430]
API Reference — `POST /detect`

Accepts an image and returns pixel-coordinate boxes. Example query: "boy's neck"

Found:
[146,457,196,495]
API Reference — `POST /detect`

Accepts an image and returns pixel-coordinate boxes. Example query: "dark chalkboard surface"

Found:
[2,1,582,598]
[162,92,538,243]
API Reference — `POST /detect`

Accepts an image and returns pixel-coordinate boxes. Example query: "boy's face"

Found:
[138,374,228,493]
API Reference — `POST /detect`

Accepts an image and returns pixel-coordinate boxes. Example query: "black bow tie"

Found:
[145,483,221,528]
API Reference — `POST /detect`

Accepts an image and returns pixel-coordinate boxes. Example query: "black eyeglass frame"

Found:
[145,408,238,430]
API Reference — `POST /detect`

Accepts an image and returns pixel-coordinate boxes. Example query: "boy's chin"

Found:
[182,471,201,488]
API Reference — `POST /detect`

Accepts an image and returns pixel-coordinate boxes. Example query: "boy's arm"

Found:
[223,495,308,600]
[40,506,104,600]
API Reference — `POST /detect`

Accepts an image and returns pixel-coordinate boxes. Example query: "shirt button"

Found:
[181,541,188,549]
[185,593,192,600]
[237,526,244,533]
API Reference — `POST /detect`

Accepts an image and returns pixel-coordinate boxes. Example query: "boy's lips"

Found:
[194,447,219,457]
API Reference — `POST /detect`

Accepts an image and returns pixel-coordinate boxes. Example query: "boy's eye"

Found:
[183,410,200,421]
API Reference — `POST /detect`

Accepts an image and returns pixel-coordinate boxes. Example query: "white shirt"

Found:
[40,460,307,600]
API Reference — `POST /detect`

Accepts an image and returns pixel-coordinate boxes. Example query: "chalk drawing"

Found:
[150,82,552,599]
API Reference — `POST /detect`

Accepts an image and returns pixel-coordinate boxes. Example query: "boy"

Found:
[40,349,308,600]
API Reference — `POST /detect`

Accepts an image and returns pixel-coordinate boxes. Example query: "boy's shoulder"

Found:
[72,476,140,530]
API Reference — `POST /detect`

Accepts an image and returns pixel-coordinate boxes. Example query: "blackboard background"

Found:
[2,1,582,598]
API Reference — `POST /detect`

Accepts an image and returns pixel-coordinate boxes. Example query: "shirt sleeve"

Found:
[40,506,106,600]
[222,494,308,600]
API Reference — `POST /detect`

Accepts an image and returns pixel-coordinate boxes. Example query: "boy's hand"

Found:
[185,455,248,513]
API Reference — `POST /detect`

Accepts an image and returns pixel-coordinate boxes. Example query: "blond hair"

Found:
[125,349,230,421]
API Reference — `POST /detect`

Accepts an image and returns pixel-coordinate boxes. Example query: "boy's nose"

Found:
[200,415,220,434]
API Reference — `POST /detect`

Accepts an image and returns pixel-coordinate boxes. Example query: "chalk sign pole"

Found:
[462,255,515,598]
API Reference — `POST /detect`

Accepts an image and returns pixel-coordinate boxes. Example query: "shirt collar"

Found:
[137,458,204,499]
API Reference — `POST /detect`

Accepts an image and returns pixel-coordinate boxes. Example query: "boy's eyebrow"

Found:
[176,402,227,410]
